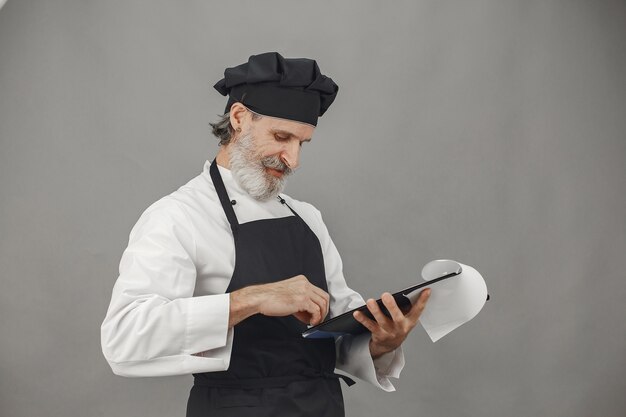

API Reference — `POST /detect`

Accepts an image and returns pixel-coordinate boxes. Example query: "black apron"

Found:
[186,160,354,417]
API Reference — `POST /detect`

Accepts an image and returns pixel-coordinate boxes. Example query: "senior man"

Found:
[101,52,430,417]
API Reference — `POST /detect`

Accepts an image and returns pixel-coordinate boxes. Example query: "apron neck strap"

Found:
[277,195,301,219]
[209,159,239,229]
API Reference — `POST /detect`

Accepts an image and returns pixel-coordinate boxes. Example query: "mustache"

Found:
[260,156,293,176]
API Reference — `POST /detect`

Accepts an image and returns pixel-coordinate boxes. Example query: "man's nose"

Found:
[280,140,300,171]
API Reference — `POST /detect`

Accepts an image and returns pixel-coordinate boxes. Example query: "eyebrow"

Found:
[271,129,312,142]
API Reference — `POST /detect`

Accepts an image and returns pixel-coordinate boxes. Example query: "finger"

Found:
[290,278,326,321]
[306,300,322,326]
[308,291,329,321]
[309,282,329,301]
[293,311,313,325]
[366,298,391,327]
[311,284,330,313]
[353,310,379,333]
[381,292,405,323]
[309,285,330,318]
[408,288,431,321]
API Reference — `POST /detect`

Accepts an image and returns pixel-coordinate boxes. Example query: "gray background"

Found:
[1,1,625,416]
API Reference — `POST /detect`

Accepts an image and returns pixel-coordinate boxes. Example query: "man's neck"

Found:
[215,146,231,169]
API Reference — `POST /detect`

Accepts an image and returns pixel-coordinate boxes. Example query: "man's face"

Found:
[229,110,315,201]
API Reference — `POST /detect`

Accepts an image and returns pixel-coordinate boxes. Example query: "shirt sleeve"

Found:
[311,207,405,392]
[100,198,233,377]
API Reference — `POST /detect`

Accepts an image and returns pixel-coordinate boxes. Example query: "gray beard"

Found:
[229,132,291,201]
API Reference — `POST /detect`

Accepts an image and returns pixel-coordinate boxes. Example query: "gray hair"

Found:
[209,111,262,146]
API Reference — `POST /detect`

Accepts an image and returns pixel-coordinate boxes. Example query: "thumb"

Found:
[408,289,430,321]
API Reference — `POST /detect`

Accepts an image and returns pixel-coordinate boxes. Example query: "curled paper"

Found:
[406,260,488,342]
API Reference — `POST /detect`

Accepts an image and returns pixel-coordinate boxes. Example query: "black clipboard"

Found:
[302,270,461,339]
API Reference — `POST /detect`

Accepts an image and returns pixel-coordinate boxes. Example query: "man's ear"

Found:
[229,102,248,134]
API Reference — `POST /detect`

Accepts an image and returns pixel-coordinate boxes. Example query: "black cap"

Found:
[213,52,339,127]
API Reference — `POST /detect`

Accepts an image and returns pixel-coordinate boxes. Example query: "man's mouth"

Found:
[265,167,284,178]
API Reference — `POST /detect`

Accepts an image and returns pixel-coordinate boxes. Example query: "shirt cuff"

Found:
[335,332,405,392]
[373,345,405,379]
[184,293,230,354]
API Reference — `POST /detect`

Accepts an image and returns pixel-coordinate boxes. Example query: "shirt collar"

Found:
[202,159,247,196]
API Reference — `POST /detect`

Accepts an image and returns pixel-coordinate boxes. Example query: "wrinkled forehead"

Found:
[250,109,315,141]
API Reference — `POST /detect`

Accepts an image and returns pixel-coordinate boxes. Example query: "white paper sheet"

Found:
[406,260,488,342]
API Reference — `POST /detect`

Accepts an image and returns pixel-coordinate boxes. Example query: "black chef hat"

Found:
[213,52,339,127]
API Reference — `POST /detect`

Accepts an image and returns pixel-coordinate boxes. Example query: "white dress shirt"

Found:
[101,159,404,391]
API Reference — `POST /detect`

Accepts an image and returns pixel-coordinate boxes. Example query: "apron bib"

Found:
[186,160,353,417]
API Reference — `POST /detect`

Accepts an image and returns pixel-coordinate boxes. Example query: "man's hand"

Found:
[229,275,330,327]
[353,289,431,359]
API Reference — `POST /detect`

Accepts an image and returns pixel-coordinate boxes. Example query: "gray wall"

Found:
[1,1,625,416]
